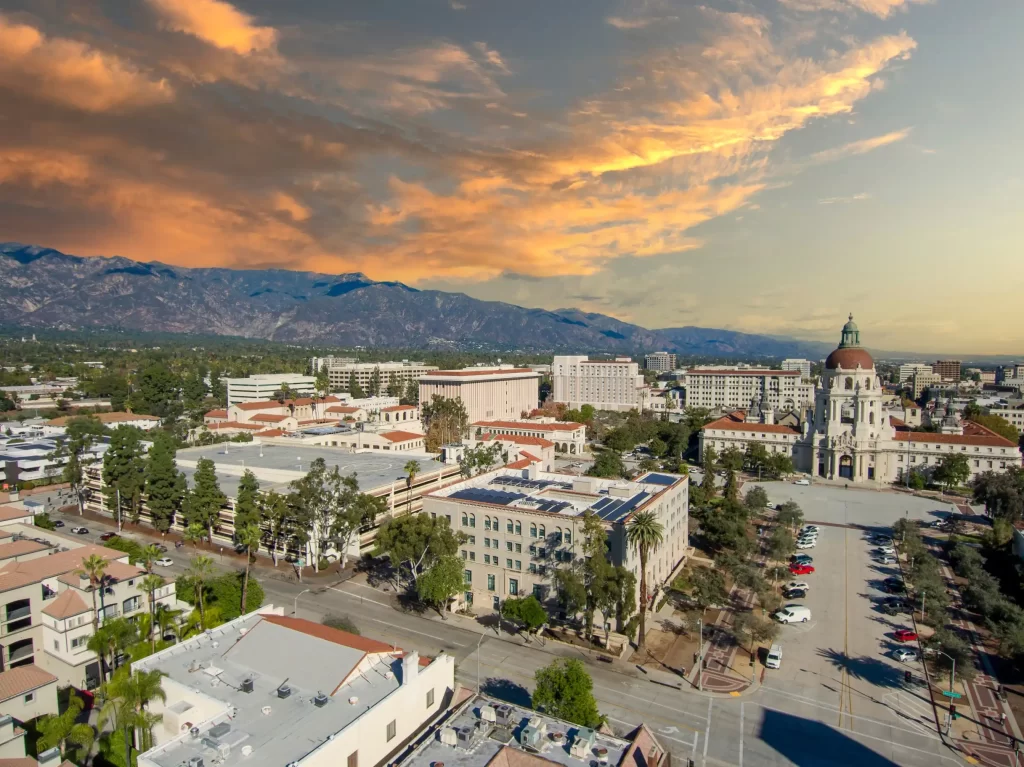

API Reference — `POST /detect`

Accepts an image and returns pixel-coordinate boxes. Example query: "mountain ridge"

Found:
[0,242,835,358]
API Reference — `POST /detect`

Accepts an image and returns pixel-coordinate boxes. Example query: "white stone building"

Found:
[311,359,439,394]
[552,356,646,412]
[419,368,540,423]
[225,374,316,406]
[471,419,587,455]
[781,358,813,379]
[699,316,1024,485]
[681,368,813,413]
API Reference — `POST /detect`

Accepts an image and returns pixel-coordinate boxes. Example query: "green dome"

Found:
[842,313,859,334]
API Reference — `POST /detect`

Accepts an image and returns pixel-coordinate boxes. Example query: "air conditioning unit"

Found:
[495,704,514,727]
[240,678,254,693]
[209,723,231,739]
[314,693,329,708]
[570,728,596,759]
[479,705,496,723]
[440,728,459,747]
[456,726,474,748]
[277,684,292,699]
[187,757,204,767]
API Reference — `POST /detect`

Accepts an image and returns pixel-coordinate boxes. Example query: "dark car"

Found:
[99,532,117,541]
[53,520,64,528]
[884,577,906,594]
[784,588,808,599]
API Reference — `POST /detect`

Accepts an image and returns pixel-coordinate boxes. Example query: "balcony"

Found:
[3,618,32,635]
[5,605,31,622]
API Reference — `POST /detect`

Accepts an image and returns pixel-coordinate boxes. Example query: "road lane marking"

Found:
[605,717,695,748]
[364,616,468,646]
[327,585,393,608]
[703,699,711,764]
[738,703,744,767]
[593,684,708,722]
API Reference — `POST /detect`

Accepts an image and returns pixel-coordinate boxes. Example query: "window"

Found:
[387,720,397,742]
[509,579,519,596]
[348,752,358,767]
[468,535,476,545]
[564,532,572,545]
[506,558,512,568]
[484,554,491,564]
[530,524,537,538]
[515,522,522,535]
[462,550,467,560]
[529,545,537,555]
[484,538,490,548]
[426,688,435,708]
[487,574,496,591]
[515,560,521,570]
[515,543,522,553]
[485,518,491,531]
[529,563,537,573]
[507,521,514,533]
[53,640,59,651]
[462,513,468,527]
[506,541,513,551]
[24,692,34,703]
[469,514,476,528]
[469,552,476,561]
[539,525,546,538]
[464,569,472,584]
[71,636,86,649]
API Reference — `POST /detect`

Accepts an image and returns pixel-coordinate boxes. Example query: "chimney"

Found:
[402,651,419,684]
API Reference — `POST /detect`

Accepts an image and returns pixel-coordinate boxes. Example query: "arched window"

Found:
[869,412,875,425]
[864,377,871,389]
[515,521,522,535]
[469,514,476,528]
[539,525,546,539]
[530,523,537,538]
[461,513,468,527]
[845,377,853,390]
[493,516,500,529]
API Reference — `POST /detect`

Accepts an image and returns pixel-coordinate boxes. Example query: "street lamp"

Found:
[476,632,485,693]
[293,588,310,616]
[934,649,957,735]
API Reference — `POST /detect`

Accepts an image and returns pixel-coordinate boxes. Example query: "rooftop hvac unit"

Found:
[240,678,254,693]
[241,746,253,758]
[439,728,459,747]
[570,728,597,759]
[314,693,329,708]
[187,758,204,767]
[201,738,231,758]
[208,723,231,739]
[479,705,496,723]
[456,726,474,748]
[495,704,514,726]
[189,727,200,739]
[519,725,543,752]
[277,684,292,699]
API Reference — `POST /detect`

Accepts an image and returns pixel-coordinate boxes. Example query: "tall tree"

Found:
[934,452,971,491]
[236,523,262,615]
[185,555,215,625]
[701,445,718,498]
[532,659,602,728]
[78,554,109,631]
[36,691,94,760]
[145,431,185,532]
[626,510,665,651]
[335,492,385,568]
[98,667,167,766]
[129,363,181,420]
[103,426,146,525]
[368,366,382,397]
[259,489,292,566]
[347,373,366,399]
[404,459,420,488]
[374,514,464,584]
[314,366,331,396]
[287,458,336,572]
[137,574,165,653]
[401,378,419,405]
[186,457,226,543]
[421,395,469,451]
[387,376,403,398]
[234,469,261,529]
[54,414,106,515]
[417,554,464,618]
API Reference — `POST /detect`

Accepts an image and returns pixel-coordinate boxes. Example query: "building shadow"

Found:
[817,648,904,689]
[480,677,532,708]
[758,708,901,766]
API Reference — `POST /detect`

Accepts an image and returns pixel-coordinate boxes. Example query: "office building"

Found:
[135,610,455,767]
[0,435,108,486]
[643,352,676,372]
[932,360,962,382]
[310,359,438,394]
[396,693,666,767]
[419,368,540,423]
[423,467,688,614]
[552,356,645,412]
[897,363,934,383]
[226,374,316,406]
[680,368,813,413]
[911,370,942,399]
[699,315,1024,485]
[781,358,813,379]
[990,405,1024,433]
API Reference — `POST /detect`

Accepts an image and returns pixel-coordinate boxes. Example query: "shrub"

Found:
[33,513,56,531]
[322,614,361,635]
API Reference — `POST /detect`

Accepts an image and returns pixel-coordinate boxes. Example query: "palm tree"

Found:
[99,667,167,767]
[139,544,162,573]
[89,617,138,683]
[78,554,109,631]
[626,511,665,652]
[155,603,182,643]
[236,523,261,615]
[186,554,215,625]
[403,460,420,489]
[36,691,95,760]
[184,522,205,549]
[138,574,166,653]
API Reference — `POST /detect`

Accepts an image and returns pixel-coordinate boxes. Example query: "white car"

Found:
[154,557,174,567]
[796,540,816,549]
[766,502,777,510]
[773,605,811,623]
[893,648,918,663]
[794,479,811,486]
[784,581,810,592]
[797,533,818,543]
[876,555,897,565]
[801,525,820,534]
[876,545,896,555]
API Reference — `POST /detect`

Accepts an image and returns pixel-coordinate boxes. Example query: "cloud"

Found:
[0,16,173,112]
[810,128,911,164]
[450,0,467,9]
[145,0,277,54]
[818,192,871,204]
[474,42,511,74]
[778,0,932,19]
[606,16,658,29]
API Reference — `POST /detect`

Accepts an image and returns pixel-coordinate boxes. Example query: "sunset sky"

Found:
[0,0,1021,353]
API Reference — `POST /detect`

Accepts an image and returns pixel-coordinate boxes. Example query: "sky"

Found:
[0,0,1021,353]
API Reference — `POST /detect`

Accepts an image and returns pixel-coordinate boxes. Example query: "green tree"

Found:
[934,452,971,492]
[335,492,385,569]
[137,573,165,653]
[908,470,926,490]
[416,554,464,618]
[78,553,109,632]
[403,459,420,488]
[767,527,795,571]
[368,366,382,397]
[766,453,795,478]
[130,363,181,420]
[89,617,138,683]
[185,554,215,625]
[459,443,503,478]
[744,486,769,512]
[701,445,718,498]
[145,431,185,532]
[374,514,464,585]
[733,611,780,656]
[744,443,770,476]
[690,567,728,615]
[103,426,146,525]
[422,395,469,451]
[259,490,292,566]
[587,449,625,478]
[775,501,803,531]
[626,510,664,651]
[648,437,667,458]
[186,457,226,542]
[36,691,95,761]
[502,595,549,639]
[347,372,365,399]
[719,447,744,472]
[387,376,403,399]
[99,667,167,766]
[401,378,419,405]
[54,414,106,515]
[723,469,739,502]
[972,414,1019,443]
[234,469,261,529]
[532,659,602,728]
[314,366,331,396]
[236,523,262,615]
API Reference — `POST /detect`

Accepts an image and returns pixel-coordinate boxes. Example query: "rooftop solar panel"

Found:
[591,497,614,511]
[606,492,649,522]
[450,488,526,506]
[642,473,678,486]
[596,499,624,520]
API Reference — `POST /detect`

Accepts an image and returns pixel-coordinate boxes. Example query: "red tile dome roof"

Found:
[825,347,874,370]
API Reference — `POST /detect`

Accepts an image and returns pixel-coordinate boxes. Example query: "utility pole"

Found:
[697,616,704,692]
[116,487,122,532]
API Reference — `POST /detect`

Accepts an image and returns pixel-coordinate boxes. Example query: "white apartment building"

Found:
[552,356,645,412]
[423,467,688,616]
[226,374,316,406]
[911,370,942,398]
[419,368,540,423]
[0,435,108,486]
[781,358,813,380]
[681,368,813,413]
[136,609,455,767]
[898,363,934,383]
[310,359,439,394]
[644,352,676,372]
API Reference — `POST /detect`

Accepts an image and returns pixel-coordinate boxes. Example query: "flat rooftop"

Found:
[176,443,448,498]
[427,469,684,522]
[136,613,414,767]
[400,694,645,767]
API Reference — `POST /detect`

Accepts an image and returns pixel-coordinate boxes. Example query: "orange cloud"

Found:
[779,0,931,19]
[0,16,173,112]
[146,0,277,54]
[810,128,911,164]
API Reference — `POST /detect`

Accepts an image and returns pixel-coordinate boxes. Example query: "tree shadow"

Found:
[480,677,532,708]
[359,555,399,589]
[816,648,904,689]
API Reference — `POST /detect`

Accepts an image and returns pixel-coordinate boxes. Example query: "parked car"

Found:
[884,577,906,594]
[790,563,815,575]
[783,588,808,599]
[70,527,89,535]
[801,525,820,534]
[784,581,810,592]
[876,545,896,555]
[894,648,918,663]
[894,629,918,643]
[99,532,117,541]
[794,479,811,486]
[875,555,897,565]
[773,605,811,623]
[791,554,814,564]
[870,534,892,545]
[796,540,816,550]
[765,644,783,669]
[53,520,64,528]
[154,557,174,567]
[766,502,777,510]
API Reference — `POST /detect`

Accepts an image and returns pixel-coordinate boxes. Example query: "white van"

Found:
[765,644,783,669]
[794,479,811,486]
[773,605,811,624]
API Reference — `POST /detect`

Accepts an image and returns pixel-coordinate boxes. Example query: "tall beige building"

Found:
[681,368,814,412]
[310,358,438,393]
[552,356,645,412]
[419,368,540,422]
[644,351,677,371]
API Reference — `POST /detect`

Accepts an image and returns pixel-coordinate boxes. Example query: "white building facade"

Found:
[226,374,316,405]
[682,368,813,413]
[781,359,813,379]
[552,356,645,412]
[419,368,540,423]
[310,359,439,394]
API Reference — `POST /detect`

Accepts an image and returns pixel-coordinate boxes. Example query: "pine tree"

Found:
[102,426,146,525]
[369,366,382,397]
[145,432,185,532]
[234,469,261,529]
[348,373,366,399]
[186,457,226,543]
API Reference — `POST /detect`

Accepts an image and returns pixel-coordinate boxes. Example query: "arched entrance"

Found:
[839,454,854,480]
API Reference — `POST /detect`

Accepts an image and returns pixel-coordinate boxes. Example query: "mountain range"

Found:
[0,242,834,359]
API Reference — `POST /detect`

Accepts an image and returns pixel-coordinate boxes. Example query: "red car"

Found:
[789,563,815,575]
[894,629,918,643]
[99,532,117,542]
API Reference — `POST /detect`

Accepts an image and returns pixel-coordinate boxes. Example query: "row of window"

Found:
[464,571,522,595]
[461,514,571,542]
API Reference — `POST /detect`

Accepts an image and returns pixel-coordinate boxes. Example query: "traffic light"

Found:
[950,704,958,720]
[905,670,912,684]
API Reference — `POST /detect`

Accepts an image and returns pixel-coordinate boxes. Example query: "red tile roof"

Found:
[234,400,286,411]
[0,665,57,702]
[380,431,423,443]
[48,412,159,426]
[382,405,417,412]
[0,540,50,559]
[0,506,33,523]
[327,405,362,414]
[42,589,91,619]
[204,409,228,419]
[702,411,800,435]
[481,433,555,448]
[891,418,1020,448]
[206,421,263,430]
[254,429,285,437]
[473,420,583,432]
[505,458,534,469]
[251,413,288,423]
[423,368,537,377]
[261,614,397,654]
[688,369,800,376]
